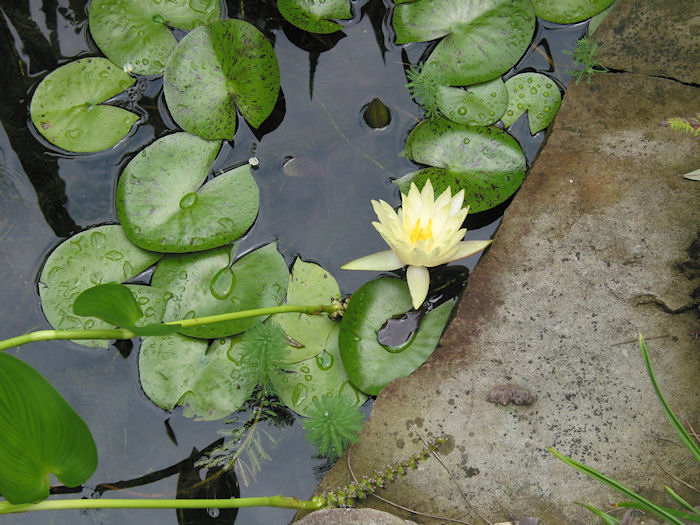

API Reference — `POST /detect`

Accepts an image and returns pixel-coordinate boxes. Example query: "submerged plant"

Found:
[303,396,365,461]
[406,65,441,118]
[342,180,491,309]
[565,36,609,85]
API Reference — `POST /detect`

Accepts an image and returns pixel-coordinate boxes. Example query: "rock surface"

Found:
[306,2,700,524]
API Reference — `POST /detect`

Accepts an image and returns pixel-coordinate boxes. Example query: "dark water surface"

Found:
[0,1,586,523]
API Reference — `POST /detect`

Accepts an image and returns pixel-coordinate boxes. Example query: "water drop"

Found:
[217,217,235,230]
[292,383,308,406]
[457,106,467,116]
[105,250,123,261]
[530,87,537,95]
[189,0,212,13]
[305,375,313,381]
[152,14,165,24]
[210,267,235,300]
[300,365,310,373]
[90,231,106,249]
[179,192,198,209]
[178,270,188,280]
[316,352,333,370]
[463,138,470,144]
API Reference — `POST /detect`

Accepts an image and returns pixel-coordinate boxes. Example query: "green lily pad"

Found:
[338,277,453,396]
[0,353,97,504]
[501,73,562,134]
[29,58,138,152]
[436,77,508,126]
[271,259,341,364]
[116,133,259,253]
[164,19,280,140]
[402,117,526,212]
[139,334,256,420]
[393,0,535,86]
[39,225,163,347]
[277,0,351,34]
[532,0,615,24]
[271,324,367,417]
[88,0,220,76]
[152,242,289,339]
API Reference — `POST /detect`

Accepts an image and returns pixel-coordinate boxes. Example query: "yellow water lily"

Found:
[342,180,492,309]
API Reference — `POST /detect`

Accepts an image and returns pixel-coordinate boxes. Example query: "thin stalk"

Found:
[0,303,342,352]
[0,496,326,514]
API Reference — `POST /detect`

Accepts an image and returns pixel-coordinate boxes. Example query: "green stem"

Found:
[0,496,326,514]
[0,303,342,352]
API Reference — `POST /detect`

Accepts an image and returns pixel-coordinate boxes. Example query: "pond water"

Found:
[0,1,587,523]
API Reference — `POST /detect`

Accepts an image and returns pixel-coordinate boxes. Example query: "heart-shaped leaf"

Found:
[501,73,562,134]
[0,353,97,504]
[39,225,163,347]
[73,283,143,327]
[152,242,289,339]
[271,259,341,363]
[338,277,453,395]
[402,117,526,212]
[532,0,615,24]
[139,334,256,420]
[277,0,352,34]
[164,19,280,140]
[88,0,221,76]
[271,324,367,416]
[436,77,508,126]
[29,58,138,152]
[393,0,535,86]
[116,133,259,253]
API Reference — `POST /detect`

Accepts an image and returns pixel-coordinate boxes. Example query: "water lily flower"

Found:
[342,180,492,309]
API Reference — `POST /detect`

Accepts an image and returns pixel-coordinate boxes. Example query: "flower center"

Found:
[409,219,433,244]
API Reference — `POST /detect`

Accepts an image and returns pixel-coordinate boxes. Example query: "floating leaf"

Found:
[338,277,453,395]
[117,133,259,253]
[271,324,367,416]
[401,117,526,212]
[393,0,535,86]
[164,19,280,140]
[436,78,508,126]
[533,0,615,24]
[152,243,289,339]
[0,353,97,504]
[271,259,341,363]
[88,0,220,76]
[501,73,561,134]
[29,58,138,152]
[277,0,351,34]
[39,225,163,347]
[139,334,256,420]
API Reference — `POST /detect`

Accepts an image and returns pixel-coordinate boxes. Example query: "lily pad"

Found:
[501,73,562,134]
[532,0,615,24]
[338,277,453,396]
[29,58,138,152]
[0,353,97,504]
[139,334,256,420]
[88,0,220,76]
[271,324,367,417]
[116,133,259,253]
[39,225,163,347]
[402,117,526,212]
[152,242,289,339]
[436,77,508,126]
[393,0,535,86]
[164,19,280,140]
[271,259,342,363]
[277,0,352,34]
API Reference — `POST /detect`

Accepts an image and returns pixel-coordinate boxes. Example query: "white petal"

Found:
[406,265,430,309]
[341,250,404,271]
[449,189,466,216]
[432,240,492,265]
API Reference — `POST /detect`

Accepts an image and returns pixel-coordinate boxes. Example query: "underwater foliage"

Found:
[302,395,365,460]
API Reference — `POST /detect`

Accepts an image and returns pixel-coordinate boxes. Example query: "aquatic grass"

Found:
[564,36,609,85]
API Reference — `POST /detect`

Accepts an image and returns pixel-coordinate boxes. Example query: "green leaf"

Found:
[39,225,163,347]
[303,396,365,460]
[532,0,615,24]
[139,334,256,420]
[664,485,700,515]
[271,259,342,363]
[88,0,220,76]
[0,353,97,504]
[271,324,368,416]
[401,117,526,212]
[237,321,290,390]
[277,0,351,34]
[338,277,453,395]
[393,0,535,86]
[575,503,619,525]
[73,283,143,327]
[116,133,259,253]
[164,19,280,139]
[436,78,508,126]
[152,242,289,339]
[501,73,562,134]
[29,58,138,153]
[614,501,700,522]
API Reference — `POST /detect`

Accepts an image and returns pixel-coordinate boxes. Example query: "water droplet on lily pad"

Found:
[292,383,308,406]
[152,14,165,24]
[210,267,235,300]
[90,231,106,249]
[457,106,467,116]
[179,192,198,209]
[316,352,333,370]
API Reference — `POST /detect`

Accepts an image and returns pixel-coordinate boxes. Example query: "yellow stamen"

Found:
[410,219,433,244]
